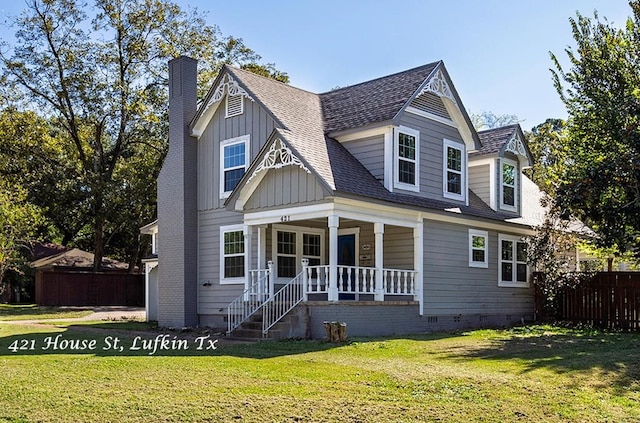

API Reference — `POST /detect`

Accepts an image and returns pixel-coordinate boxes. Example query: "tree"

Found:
[0,180,42,301]
[470,110,520,131]
[1,0,287,270]
[550,1,640,257]
[524,118,567,195]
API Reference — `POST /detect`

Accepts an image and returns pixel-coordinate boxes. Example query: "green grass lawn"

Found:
[0,304,93,321]
[0,320,638,422]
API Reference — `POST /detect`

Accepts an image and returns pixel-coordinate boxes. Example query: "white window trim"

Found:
[220,224,246,285]
[468,229,488,268]
[393,126,420,192]
[272,224,325,279]
[225,94,244,118]
[498,233,529,288]
[443,139,466,201]
[500,158,518,212]
[219,134,250,199]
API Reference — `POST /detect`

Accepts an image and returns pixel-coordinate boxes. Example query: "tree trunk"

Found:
[93,214,104,272]
[607,257,614,272]
[127,237,140,274]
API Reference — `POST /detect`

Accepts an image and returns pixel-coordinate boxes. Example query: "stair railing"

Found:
[261,259,308,337]
[226,261,273,336]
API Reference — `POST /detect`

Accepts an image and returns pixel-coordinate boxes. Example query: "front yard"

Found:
[0,313,638,422]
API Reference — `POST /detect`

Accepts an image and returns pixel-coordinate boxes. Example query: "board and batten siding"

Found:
[342,135,385,182]
[397,112,467,204]
[244,165,330,211]
[197,97,278,211]
[422,219,533,316]
[469,163,491,206]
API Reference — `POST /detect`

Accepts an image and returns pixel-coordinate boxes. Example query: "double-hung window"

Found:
[469,229,488,268]
[443,139,466,201]
[273,225,325,279]
[501,159,517,211]
[498,234,528,287]
[220,225,246,284]
[394,126,420,192]
[220,134,250,198]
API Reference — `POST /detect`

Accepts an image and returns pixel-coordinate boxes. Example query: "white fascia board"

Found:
[333,124,394,143]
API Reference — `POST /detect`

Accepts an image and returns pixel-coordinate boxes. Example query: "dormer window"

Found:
[393,126,420,192]
[443,139,466,201]
[226,94,243,118]
[500,159,517,211]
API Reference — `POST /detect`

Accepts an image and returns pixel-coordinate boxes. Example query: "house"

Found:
[148,56,539,338]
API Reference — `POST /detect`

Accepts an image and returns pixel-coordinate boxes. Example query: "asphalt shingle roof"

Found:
[472,124,519,157]
[319,62,439,133]
[218,65,531,227]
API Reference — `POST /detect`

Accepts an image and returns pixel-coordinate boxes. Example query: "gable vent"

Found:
[410,92,451,120]
[226,95,243,118]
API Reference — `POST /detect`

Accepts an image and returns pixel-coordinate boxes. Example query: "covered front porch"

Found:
[227,199,424,336]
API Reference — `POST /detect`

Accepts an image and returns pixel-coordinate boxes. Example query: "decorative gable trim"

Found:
[203,73,254,113]
[418,69,457,107]
[504,133,528,160]
[246,138,311,184]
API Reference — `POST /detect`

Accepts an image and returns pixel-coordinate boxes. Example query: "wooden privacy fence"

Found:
[36,270,144,307]
[550,272,640,330]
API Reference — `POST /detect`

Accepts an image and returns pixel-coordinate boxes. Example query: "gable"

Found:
[191,70,257,138]
[243,164,330,211]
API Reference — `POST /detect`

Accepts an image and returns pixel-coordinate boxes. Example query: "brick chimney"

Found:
[157,56,198,328]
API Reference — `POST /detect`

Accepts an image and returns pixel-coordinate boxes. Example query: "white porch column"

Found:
[257,225,267,270]
[301,258,309,302]
[414,221,424,315]
[328,215,339,301]
[243,225,252,293]
[374,222,385,301]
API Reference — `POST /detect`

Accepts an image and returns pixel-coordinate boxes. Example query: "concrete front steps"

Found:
[228,304,308,341]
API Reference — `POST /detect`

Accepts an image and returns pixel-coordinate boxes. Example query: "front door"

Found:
[338,234,356,300]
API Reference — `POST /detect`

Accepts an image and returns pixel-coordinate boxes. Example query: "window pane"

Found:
[472,235,485,249]
[447,171,461,194]
[502,262,513,281]
[517,263,527,282]
[503,163,515,185]
[472,250,485,262]
[398,133,415,160]
[277,256,297,278]
[224,231,244,254]
[501,240,513,260]
[224,168,245,192]
[224,256,244,278]
[303,234,321,257]
[277,231,296,255]
[503,186,515,207]
[447,147,461,171]
[517,242,527,262]
[224,143,245,169]
[398,159,416,185]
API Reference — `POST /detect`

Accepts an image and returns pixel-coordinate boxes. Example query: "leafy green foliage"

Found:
[0,180,42,298]
[0,0,288,269]
[550,2,640,256]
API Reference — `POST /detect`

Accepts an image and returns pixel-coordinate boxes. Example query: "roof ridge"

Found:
[225,64,320,97]
[477,124,519,134]
[318,61,441,96]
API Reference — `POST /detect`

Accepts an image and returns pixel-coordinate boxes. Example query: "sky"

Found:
[0,1,634,130]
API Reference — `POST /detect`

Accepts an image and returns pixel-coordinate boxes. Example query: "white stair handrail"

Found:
[226,261,273,336]
[262,259,308,336]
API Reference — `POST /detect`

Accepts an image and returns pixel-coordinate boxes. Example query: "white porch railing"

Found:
[305,265,417,296]
[262,269,305,336]
[227,262,273,336]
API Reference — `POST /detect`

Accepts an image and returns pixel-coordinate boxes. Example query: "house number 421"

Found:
[280,215,290,222]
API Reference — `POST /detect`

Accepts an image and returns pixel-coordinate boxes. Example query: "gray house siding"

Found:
[342,135,385,182]
[397,112,467,204]
[197,97,279,211]
[244,166,330,211]
[469,163,491,206]
[423,219,533,317]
